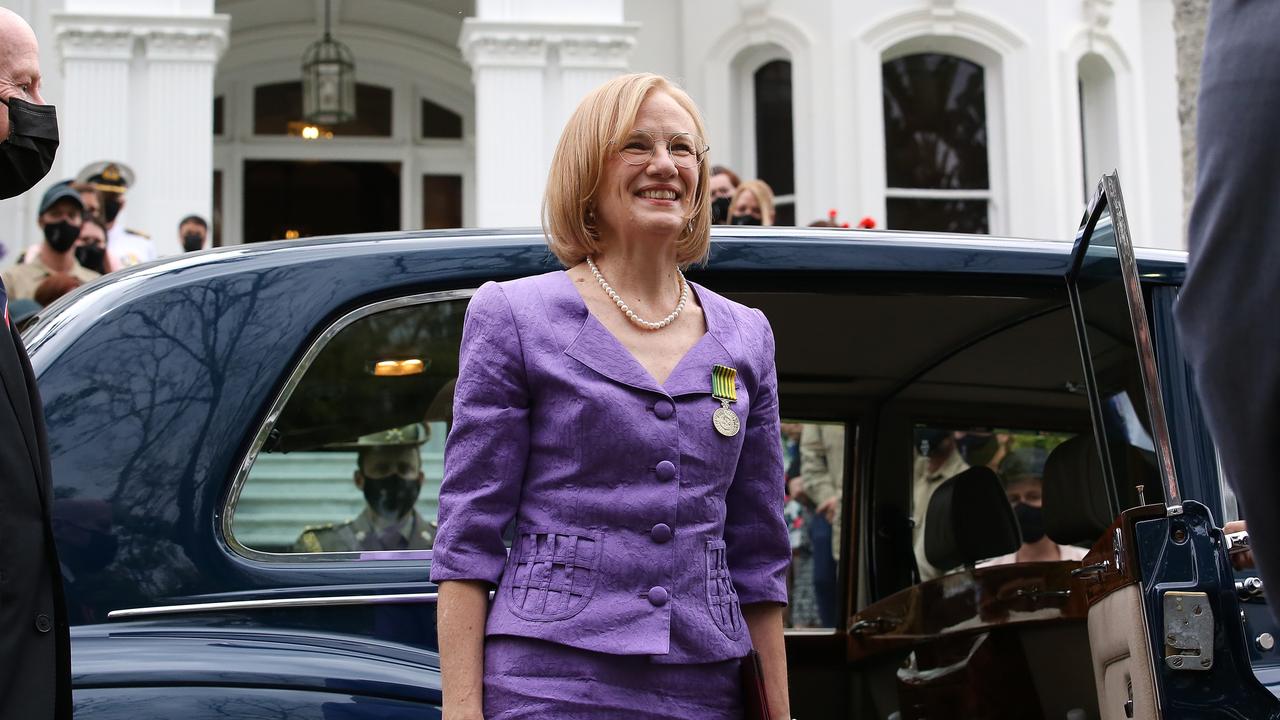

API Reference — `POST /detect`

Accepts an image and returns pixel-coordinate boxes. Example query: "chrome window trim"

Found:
[107,592,441,619]
[221,288,477,564]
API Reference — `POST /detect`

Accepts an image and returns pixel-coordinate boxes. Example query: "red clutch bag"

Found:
[741,649,772,720]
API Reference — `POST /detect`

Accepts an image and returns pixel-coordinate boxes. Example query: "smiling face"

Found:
[593,90,700,246]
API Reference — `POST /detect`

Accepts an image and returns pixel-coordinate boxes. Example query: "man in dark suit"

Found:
[1176,0,1280,620]
[0,6,73,718]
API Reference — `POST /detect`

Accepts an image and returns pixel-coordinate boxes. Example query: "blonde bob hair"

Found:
[730,179,776,227]
[543,73,712,269]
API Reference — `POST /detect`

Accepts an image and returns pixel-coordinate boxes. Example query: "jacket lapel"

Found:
[0,322,41,481]
[663,281,737,398]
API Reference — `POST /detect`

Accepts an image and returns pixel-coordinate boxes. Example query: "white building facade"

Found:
[0,0,1186,262]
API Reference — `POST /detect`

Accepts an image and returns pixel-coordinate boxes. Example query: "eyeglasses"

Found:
[613,130,708,169]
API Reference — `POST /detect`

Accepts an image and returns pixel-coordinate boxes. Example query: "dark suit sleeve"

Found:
[1175,0,1280,620]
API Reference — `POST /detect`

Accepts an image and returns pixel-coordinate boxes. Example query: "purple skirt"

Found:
[483,635,744,719]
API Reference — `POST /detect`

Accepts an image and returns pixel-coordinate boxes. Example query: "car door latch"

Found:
[1163,591,1214,670]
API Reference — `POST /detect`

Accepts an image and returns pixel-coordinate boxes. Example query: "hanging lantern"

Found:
[301,0,356,125]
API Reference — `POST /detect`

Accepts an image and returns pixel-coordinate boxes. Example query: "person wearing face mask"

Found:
[178,214,209,252]
[74,215,115,275]
[708,165,739,224]
[979,446,1089,566]
[0,8,74,720]
[293,424,436,553]
[76,161,155,269]
[728,178,776,226]
[1,183,99,301]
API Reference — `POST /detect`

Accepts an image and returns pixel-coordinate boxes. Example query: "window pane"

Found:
[782,420,846,630]
[422,99,463,139]
[213,96,224,136]
[754,60,795,197]
[254,81,393,137]
[882,53,989,190]
[910,425,1081,581]
[243,160,401,243]
[231,299,467,556]
[422,174,462,229]
[774,201,795,227]
[212,170,222,247]
[887,197,988,234]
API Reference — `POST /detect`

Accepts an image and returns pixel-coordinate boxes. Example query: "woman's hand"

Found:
[438,580,491,720]
[743,603,790,720]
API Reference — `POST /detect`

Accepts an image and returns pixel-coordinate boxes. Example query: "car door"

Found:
[1066,172,1280,719]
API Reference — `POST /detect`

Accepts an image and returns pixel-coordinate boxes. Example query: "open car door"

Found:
[1066,172,1280,719]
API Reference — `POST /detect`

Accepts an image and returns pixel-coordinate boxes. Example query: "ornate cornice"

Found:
[53,12,229,64]
[559,35,635,70]
[144,28,227,62]
[1084,0,1116,31]
[56,26,135,61]
[460,20,638,70]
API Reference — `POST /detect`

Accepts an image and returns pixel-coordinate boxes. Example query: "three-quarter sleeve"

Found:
[429,282,530,586]
[723,308,790,605]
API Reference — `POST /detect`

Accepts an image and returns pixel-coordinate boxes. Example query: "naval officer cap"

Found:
[332,423,430,449]
[76,161,136,194]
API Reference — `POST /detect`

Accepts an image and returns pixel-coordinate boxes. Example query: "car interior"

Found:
[729,269,1163,720]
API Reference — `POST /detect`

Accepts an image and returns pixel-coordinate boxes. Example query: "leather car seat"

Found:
[924,465,1020,572]
[1043,435,1157,720]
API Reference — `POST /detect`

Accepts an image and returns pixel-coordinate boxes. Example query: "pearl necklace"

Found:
[587,256,688,331]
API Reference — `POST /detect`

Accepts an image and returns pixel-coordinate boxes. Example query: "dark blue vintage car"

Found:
[25,175,1280,719]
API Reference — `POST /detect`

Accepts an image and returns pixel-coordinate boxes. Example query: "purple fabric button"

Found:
[655,460,676,481]
[653,399,674,419]
[648,586,669,606]
[651,523,673,543]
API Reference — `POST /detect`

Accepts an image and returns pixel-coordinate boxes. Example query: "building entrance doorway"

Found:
[242,160,401,244]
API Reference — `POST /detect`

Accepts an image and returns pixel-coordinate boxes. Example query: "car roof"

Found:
[95,225,1188,284]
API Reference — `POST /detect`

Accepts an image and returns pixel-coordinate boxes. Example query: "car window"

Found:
[228,295,468,558]
[910,425,1081,578]
[782,419,846,630]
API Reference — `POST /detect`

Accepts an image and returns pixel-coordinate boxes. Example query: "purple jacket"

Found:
[430,270,789,664]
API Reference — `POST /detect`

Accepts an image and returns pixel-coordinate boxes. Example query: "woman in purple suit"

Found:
[431,73,791,720]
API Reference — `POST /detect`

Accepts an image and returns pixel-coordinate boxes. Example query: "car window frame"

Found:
[222,288,476,564]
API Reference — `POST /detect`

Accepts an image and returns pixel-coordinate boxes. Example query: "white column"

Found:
[52,11,227,257]
[141,25,224,256]
[53,24,134,188]
[461,2,637,228]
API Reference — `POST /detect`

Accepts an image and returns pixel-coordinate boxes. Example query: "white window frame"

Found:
[880,48,1001,234]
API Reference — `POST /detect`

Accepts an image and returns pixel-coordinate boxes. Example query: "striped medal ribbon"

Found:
[711,364,740,437]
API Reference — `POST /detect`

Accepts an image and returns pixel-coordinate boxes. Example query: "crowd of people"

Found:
[0,160,211,324]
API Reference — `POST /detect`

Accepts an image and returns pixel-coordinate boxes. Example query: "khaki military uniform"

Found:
[293,508,436,553]
[0,258,99,302]
[912,450,970,580]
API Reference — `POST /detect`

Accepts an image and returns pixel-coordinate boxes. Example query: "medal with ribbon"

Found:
[711,364,740,437]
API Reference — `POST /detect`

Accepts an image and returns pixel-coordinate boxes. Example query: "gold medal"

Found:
[711,364,739,437]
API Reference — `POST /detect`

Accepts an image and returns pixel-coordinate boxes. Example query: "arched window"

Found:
[753,60,795,225]
[1077,54,1119,202]
[253,81,393,137]
[882,53,990,233]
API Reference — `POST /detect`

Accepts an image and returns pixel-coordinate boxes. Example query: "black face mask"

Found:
[730,214,761,226]
[101,196,122,223]
[361,473,421,521]
[182,232,205,252]
[711,196,731,224]
[43,220,79,253]
[0,97,59,200]
[1013,502,1046,544]
[75,243,106,273]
